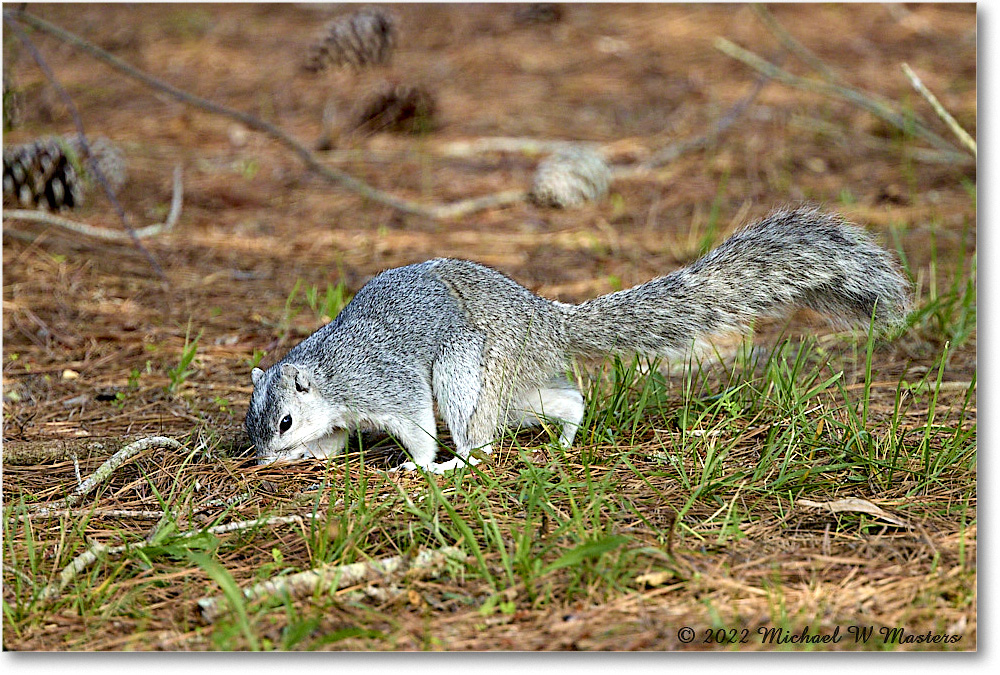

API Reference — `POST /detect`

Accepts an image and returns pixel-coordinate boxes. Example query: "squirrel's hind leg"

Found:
[507,379,584,448]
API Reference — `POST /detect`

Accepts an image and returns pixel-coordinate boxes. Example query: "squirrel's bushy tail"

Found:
[564,207,911,358]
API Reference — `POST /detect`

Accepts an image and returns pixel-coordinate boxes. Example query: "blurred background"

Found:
[2,2,976,441]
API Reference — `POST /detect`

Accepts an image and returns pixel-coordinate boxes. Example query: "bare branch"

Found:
[64,436,182,507]
[438,137,596,157]
[430,190,529,219]
[4,165,185,240]
[197,545,467,622]
[37,514,317,602]
[15,508,167,521]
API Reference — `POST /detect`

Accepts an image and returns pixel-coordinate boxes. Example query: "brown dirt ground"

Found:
[2,3,976,651]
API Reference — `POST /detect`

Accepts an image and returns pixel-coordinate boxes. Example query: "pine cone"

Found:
[529,146,610,208]
[303,6,396,73]
[3,135,126,211]
[351,81,436,135]
[513,4,565,26]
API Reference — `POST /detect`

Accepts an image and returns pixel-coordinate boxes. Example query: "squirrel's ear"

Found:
[251,368,264,386]
[280,363,312,393]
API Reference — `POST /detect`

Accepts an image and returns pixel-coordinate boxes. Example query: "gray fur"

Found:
[245,206,910,473]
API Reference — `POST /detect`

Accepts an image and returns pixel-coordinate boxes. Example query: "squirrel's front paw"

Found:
[389,456,480,474]
[427,456,480,474]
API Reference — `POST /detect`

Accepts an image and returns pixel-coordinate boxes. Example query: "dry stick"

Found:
[750,3,842,84]
[16,508,167,522]
[37,514,316,602]
[9,10,525,221]
[432,189,529,219]
[4,165,185,240]
[197,545,467,623]
[4,437,179,515]
[714,37,961,155]
[2,14,166,280]
[439,79,767,177]
[901,63,976,158]
[439,137,597,158]
[64,436,181,508]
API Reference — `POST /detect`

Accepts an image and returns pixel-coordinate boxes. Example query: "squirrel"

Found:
[245,207,910,473]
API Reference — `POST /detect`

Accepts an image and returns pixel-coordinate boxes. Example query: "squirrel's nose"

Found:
[257,447,312,465]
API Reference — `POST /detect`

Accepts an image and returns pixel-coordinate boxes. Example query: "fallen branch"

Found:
[15,508,167,521]
[431,190,529,219]
[61,436,181,508]
[438,137,596,157]
[1,436,184,518]
[197,545,467,622]
[2,437,122,465]
[714,37,960,155]
[4,165,185,240]
[901,63,976,158]
[38,514,316,602]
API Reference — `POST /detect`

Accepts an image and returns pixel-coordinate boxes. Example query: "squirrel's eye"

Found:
[279,415,292,434]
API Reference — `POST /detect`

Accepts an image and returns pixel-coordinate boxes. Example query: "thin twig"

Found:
[16,508,167,521]
[202,489,261,510]
[197,545,467,622]
[714,37,960,155]
[4,165,185,240]
[438,138,596,157]
[3,13,166,279]
[901,63,976,158]
[751,4,842,84]
[37,514,316,602]
[431,190,530,219]
[63,436,182,507]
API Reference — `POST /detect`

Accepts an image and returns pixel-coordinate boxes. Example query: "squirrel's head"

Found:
[245,363,338,464]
